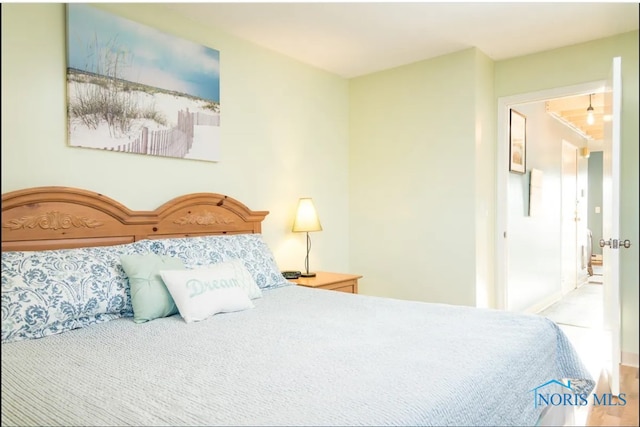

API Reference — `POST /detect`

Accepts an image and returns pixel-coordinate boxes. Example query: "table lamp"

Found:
[292,198,322,277]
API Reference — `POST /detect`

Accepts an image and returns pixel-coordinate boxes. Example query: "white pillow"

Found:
[205,259,262,300]
[159,264,254,323]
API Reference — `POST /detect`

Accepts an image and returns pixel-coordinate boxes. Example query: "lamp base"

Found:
[300,272,316,277]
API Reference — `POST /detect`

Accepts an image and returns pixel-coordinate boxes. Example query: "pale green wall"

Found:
[1,3,351,273]
[496,30,639,357]
[474,50,496,309]
[349,49,480,306]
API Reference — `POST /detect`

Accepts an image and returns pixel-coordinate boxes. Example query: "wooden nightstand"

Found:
[290,272,362,294]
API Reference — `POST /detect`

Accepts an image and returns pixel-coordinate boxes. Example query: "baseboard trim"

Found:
[622,351,639,368]
[525,291,563,315]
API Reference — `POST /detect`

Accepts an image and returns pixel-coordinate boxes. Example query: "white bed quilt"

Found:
[1,285,594,426]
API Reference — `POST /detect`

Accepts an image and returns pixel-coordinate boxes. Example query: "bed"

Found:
[1,187,594,427]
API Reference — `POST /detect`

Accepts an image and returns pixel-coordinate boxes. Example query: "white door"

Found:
[601,56,622,396]
[560,141,579,295]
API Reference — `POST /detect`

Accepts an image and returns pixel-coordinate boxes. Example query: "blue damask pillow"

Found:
[146,234,290,291]
[1,241,149,344]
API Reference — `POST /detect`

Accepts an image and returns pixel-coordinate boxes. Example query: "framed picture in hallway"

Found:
[65,4,221,162]
[509,109,526,174]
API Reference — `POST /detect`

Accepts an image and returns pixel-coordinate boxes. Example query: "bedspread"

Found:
[1,285,594,426]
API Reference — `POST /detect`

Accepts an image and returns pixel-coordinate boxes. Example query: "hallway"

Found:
[537,266,606,378]
[538,271,603,330]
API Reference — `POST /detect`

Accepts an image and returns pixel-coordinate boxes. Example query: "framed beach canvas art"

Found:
[66,5,220,162]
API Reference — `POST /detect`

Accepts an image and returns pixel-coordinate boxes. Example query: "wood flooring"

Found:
[586,365,639,426]
[542,279,636,426]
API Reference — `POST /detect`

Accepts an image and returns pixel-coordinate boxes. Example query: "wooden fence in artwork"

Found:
[105,109,219,157]
[194,111,220,126]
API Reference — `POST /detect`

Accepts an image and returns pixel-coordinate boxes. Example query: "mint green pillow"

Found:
[120,254,185,323]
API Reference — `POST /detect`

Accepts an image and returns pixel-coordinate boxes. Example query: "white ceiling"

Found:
[165,2,639,78]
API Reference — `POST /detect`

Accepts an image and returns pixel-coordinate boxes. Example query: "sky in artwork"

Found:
[66,4,220,102]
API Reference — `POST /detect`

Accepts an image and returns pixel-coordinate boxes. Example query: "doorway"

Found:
[496,81,611,389]
[496,80,607,310]
[498,96,596,315]
[498,58,625,397]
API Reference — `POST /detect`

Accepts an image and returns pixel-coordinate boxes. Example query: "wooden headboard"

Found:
[1,187,269,252]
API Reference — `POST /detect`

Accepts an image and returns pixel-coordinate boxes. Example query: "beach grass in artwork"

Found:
[66,4,221,161]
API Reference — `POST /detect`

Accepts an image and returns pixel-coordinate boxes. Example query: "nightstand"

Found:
[290,271,362,294]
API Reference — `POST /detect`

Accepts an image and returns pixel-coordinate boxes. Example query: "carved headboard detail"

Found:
[1,187,268,252]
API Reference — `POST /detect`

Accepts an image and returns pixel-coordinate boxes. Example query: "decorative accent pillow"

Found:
[120,254,185,323]
[147,234,291,291]
[1,241,149,343]
[208,259,262,300]
[159,264,254,323]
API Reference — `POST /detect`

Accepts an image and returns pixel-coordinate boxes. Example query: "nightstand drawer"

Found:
[322,279,357,293]
[291,272,361,294]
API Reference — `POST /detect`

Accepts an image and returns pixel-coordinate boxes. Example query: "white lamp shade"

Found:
[292,198,322,232]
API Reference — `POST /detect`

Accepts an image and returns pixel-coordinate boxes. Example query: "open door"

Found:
[601,56,622,396]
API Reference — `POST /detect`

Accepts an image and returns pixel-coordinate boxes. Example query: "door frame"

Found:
[496,80,605,310]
